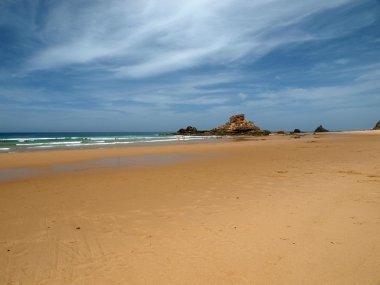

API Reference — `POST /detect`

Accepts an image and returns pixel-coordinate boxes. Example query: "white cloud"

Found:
[25,0,358,77]
[246,78,380,111]
[238,93,248,100]
[355,69,380,82]
[2,0,378,132]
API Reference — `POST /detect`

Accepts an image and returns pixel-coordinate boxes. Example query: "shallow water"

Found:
[0,132,221,153]
[0,153,207,182]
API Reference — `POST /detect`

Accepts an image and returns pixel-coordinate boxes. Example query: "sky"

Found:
[0,0,379,132]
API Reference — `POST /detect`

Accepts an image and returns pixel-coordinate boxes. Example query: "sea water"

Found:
[0,132,217,153]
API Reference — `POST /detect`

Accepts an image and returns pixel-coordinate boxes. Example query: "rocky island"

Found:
[177,114,270,136]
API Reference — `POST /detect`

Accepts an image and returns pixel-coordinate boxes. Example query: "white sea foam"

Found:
[28,145,55,149]
[17,141,82,146]
[67,141,134,147]
[86,136,162,141]
[1,137,67,142]
[89,136,138,139]
[140,138,180,143]
[50,141,82,145]
[3,134,220,152]
[17,143,45,146]
[56,137,204,147]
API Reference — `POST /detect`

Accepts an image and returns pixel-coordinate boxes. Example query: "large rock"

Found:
[175,114,270,136]
[314,125,329,132]
[373,120,380,130]
[211,114,268,136]
[177,126,200,135]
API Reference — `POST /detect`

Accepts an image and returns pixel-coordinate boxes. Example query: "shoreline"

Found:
[1,131,380,284]
[1,130,379,171]
[1,129,379,155]
[1,131,379,183]
[0,132,224,154]
[0,136,227,170]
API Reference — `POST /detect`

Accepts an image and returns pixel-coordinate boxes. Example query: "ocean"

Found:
[0,132,217,153]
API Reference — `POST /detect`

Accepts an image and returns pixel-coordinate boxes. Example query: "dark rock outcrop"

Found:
[176,114,270,136]
[373,120,380,130]
[293,129,301,133]
[314,125,329,132]
[176,126,210,135]
[177,126,199,135]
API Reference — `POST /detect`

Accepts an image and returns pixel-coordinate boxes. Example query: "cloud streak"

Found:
[1,0,379,132]
[24,0,360,78]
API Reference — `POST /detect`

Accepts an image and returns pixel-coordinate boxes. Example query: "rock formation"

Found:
[176,114,270,136]
[373,120,380,130]
[211,114,262,135]
[293,129,301,133]
[314,125,329,132]
[177,126,199,135]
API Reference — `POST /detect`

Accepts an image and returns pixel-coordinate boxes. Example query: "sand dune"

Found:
[1,132,380,284]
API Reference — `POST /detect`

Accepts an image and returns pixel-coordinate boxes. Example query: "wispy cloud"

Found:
[246,81,380,111]
[1,0,379,132]
[23,0,362,78]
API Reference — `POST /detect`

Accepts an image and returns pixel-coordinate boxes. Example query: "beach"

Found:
[1,131,380,284]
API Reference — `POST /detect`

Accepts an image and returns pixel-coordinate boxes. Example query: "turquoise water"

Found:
[0,132,215,153]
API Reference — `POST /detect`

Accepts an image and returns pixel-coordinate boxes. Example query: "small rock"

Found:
[314,125,329,132]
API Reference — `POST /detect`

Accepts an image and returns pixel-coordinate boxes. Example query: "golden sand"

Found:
[1,132,380,284]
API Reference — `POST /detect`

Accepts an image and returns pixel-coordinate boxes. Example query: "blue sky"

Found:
[0,0,379,132]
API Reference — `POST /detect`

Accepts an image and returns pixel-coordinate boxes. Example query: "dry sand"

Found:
[1,132,380,284]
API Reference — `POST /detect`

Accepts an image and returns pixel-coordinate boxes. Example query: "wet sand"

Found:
[1,131,380,284]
